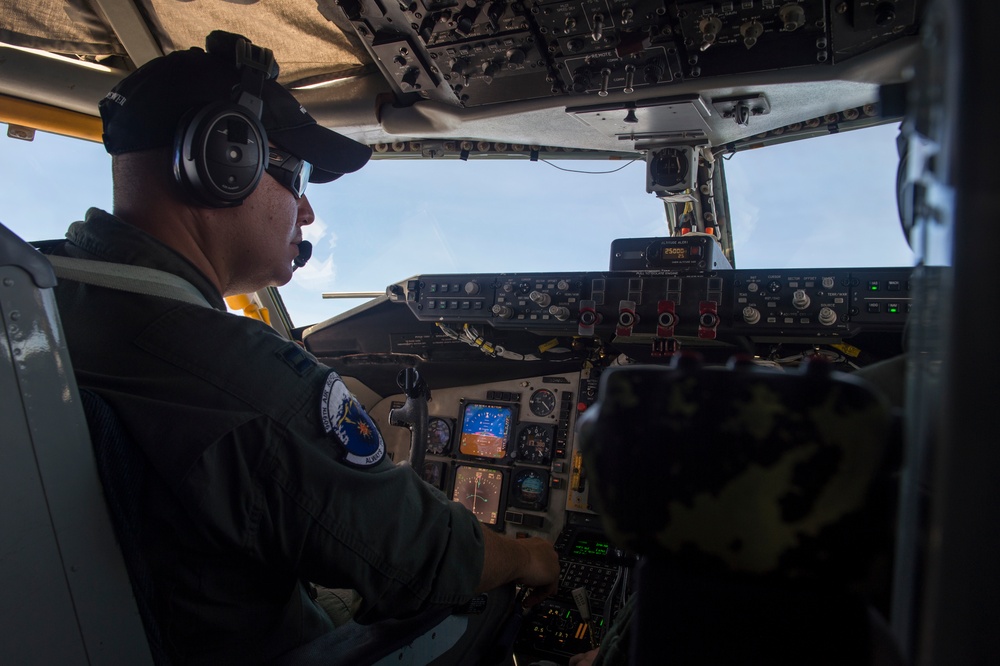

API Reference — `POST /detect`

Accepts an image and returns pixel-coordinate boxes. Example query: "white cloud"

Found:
[296,214,338,286]
[303,215,330,248]
[295,253,336,285]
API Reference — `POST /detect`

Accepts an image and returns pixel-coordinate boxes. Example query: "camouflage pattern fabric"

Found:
[576,355,895,584]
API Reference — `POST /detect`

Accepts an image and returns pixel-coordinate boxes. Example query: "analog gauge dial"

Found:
[517,423,554,464]
[421,461,447,489]
[452,466,504,525]
[528,388,557,417]
[511,468,549,511]
[426,417,452,455]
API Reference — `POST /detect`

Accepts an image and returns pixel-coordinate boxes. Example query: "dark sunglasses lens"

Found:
[267,152,310,199]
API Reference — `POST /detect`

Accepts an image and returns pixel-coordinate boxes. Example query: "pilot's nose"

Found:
[298,195,315,227]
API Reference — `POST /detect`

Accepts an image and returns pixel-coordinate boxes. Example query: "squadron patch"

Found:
[320,372,385,467]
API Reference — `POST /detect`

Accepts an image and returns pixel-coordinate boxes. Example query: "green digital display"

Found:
[571,537,610,558]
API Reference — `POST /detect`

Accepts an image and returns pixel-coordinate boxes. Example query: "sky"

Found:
[0,122,912,327]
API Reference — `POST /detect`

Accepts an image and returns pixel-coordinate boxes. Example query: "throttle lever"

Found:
[389,368,429,469]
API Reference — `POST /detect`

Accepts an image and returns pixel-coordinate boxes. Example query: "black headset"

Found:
[173,35,279,208]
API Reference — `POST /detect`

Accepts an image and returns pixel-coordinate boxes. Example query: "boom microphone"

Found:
[292,240,312,271]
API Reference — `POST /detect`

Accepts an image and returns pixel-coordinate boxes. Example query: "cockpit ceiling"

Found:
[0,0,368,81]
[1,0,921,153]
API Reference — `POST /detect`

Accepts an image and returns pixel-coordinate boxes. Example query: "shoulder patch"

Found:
[320,372,385,467]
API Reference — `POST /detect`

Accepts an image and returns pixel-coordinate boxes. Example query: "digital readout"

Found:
[571,537,611,558]
[459,403,512,459]
[661,246,688,259]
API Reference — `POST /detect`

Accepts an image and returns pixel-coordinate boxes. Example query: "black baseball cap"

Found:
[99,31,372,183]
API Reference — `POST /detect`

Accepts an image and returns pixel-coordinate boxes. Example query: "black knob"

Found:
[875,3,896,25]
[643,62,663,85]
[506,48,526,65]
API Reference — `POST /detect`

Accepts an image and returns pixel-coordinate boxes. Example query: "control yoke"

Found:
[389,367,429,469]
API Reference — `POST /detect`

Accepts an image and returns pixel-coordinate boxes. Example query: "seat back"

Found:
[0,222,153,664]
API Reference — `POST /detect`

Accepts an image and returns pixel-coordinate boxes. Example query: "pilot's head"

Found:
[98,30,372,208]
[96,31,372,294]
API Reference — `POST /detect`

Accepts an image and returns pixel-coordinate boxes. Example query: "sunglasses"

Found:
[266,148,312,199]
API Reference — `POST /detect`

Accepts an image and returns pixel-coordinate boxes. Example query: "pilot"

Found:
[45,31,558,664]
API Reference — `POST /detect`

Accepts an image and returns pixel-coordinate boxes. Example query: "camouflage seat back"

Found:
[576,355,896,583]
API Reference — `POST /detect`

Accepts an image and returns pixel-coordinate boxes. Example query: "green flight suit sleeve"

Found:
[135,305,486,621]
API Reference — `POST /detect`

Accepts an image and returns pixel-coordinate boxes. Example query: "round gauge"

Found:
[528,388,557,417]
[452,466,504,525]
[511,468,549,511]
[421,461,447,490]
[517,424,554,465]
[426,417,452,455]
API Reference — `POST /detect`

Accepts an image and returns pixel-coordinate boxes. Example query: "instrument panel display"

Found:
[570,533,611,559]
[517,423,554,464]
[426,417,453,455]
[453,465,504,525]
[529,388,557,417]
[459,402,514,460]
[510,467,549,511]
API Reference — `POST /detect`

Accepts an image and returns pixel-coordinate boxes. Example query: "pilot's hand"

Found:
[569,648,600,666]
[514,536,560,607]
[477,530,560,605]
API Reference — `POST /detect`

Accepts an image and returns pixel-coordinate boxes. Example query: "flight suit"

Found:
[48,209,486,665]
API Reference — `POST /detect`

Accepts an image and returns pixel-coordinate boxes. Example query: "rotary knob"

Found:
[792,289,811,310]
[529,290,552,307]
[818,307,837,326]
[492,304,514,319]
[549,306,571,321]
[505,48,526,66]
[742,306,761,325]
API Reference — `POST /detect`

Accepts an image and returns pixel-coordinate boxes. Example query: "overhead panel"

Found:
[334,0,922,108]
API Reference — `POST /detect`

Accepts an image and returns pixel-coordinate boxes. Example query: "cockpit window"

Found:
[1,121,911,329]
[290,121,913,326]
[286,158,665,325]
[726,122,912,271]
[1,130,112,240]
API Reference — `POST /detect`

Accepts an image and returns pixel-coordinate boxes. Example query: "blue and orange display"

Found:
[459,402,512,459]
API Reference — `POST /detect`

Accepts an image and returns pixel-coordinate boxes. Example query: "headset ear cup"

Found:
[173,102,267,207]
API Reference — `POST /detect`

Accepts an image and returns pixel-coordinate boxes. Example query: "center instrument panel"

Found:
[366,371,592,529]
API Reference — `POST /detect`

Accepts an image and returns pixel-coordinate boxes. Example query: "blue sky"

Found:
[1,122,911,327]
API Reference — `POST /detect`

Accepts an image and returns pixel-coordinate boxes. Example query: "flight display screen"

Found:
[458,402,513,459]
[452,465,504,525]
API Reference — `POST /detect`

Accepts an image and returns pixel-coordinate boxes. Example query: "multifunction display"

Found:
[459,402,514,460]
[452,465,504,525]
